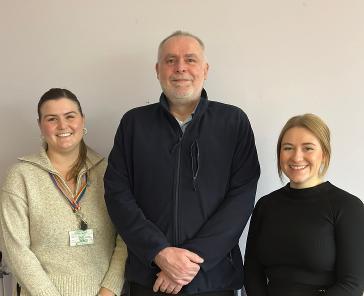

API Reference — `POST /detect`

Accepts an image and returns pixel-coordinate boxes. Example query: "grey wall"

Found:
[1,0,363,258]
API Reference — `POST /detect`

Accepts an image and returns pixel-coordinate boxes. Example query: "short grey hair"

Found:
[157,30,206,62]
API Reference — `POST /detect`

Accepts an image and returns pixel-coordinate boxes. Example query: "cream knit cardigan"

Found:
[0,147,127,296]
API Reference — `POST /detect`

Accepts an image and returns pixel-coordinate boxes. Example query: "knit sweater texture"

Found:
[244,181,364,296]
[0,147,127,296]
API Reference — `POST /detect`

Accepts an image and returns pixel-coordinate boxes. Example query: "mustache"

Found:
[170,76,193,81]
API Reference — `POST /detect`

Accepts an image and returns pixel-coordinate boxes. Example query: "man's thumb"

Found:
[186,251,204,264]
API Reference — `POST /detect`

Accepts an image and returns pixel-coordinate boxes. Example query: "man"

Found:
[104,31,260,296]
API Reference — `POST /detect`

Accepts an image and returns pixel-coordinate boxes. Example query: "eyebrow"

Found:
[164,53,199,59]
[185,54,198,58]
[282,142,317,146]
[43,111,78,118]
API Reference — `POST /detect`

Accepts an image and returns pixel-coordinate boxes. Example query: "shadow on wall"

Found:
[76,51,161,157]
[0,103,40,183]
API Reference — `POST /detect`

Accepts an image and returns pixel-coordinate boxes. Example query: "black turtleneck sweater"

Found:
[244,181,364,296]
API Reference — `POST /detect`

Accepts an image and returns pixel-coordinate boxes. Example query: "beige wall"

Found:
[1,0,363,270]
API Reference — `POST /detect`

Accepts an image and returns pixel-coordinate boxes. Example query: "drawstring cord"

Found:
[190,139,200,191]
[170,137,200,191]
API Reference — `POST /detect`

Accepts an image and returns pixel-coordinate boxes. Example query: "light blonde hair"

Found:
[277,113,331,181]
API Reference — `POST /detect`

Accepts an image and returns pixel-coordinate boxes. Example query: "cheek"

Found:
[311,150,323,163]
[279,159,287,174]
[314,155,324,168]
[279,153,288,166]
[158,68,171,79]
[40,123,54,136]
[74,120,85,132]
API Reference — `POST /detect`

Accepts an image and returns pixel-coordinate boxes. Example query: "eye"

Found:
[166,58,175,64]
[282,146,293,151]
[186,58,196,63]
[66,115,75,119]
[304,146,314,151]
[47,117,57,122]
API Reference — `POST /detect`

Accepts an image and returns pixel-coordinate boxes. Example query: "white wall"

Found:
[1,0,363,269]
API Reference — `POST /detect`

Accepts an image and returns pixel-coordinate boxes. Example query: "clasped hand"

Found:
[153,247,204,294]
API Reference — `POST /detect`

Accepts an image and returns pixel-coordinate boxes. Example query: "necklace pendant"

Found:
[80,220,88,231]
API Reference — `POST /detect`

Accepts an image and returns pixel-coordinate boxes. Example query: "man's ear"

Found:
[155,63,160,80]
[204,63,209,80]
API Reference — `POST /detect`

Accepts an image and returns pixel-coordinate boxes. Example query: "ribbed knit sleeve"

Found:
[100,235,128,295]
[0,165,62,296]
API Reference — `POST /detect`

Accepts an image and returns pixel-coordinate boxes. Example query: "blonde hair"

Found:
[277,113,331,181]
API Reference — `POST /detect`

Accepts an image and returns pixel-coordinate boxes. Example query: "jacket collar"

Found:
[159,88,209,118]
[18,146,104,175]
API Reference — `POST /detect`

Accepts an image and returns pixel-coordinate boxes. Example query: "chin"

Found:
[173,91,193,99]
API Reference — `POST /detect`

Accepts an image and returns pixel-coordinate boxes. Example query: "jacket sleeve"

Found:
[0,169,62,296]
[104,116,170,267]
[181,112,260,271]
[325,196,364,296]
[100,234,128,295]
[243,198,268,296]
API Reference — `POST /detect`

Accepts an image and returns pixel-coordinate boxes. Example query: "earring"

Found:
[83,127,88,135]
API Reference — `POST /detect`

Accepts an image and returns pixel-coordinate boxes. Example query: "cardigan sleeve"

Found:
[0,167,62,296]
[325,194,364,296]
[243,198,268,296]
[100,234,128,295]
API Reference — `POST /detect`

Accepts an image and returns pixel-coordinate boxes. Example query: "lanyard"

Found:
[50,172,88,230]
[49,172,87,212]
[49,173,87,212]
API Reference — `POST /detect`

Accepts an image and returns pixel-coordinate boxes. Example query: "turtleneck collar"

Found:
[282,181,332,200]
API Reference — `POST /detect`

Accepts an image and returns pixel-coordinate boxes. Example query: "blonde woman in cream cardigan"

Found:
[0,88,127,296]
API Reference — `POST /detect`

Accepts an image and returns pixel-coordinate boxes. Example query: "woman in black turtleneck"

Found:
[244,114,364,296]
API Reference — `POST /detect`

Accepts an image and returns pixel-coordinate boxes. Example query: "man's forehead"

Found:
[160,36,203,53]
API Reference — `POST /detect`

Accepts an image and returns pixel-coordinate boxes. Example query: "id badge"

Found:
[69,229,94,246]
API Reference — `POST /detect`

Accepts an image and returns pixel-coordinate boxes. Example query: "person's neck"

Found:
[47,148,79,180]
[169,99,199,122]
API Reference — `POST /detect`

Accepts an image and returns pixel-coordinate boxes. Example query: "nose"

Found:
[292,149,304,161]
[57,118,67,129]
[175,60,187,73]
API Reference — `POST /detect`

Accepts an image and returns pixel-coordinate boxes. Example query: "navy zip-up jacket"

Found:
[104,89,260,293]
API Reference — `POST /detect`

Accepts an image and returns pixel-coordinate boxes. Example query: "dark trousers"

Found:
[129,282,235,296]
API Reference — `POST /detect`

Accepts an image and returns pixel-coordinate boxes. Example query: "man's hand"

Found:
[153,271,183,294]
[154,247,204,285]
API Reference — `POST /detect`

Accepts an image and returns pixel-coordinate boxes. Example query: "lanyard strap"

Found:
[50,172,87,212]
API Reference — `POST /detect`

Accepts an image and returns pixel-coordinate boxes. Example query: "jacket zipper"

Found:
[174,134,183,246]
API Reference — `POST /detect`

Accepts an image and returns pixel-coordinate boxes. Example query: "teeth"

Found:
[289,165,307,170]
[57,133,72,137]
